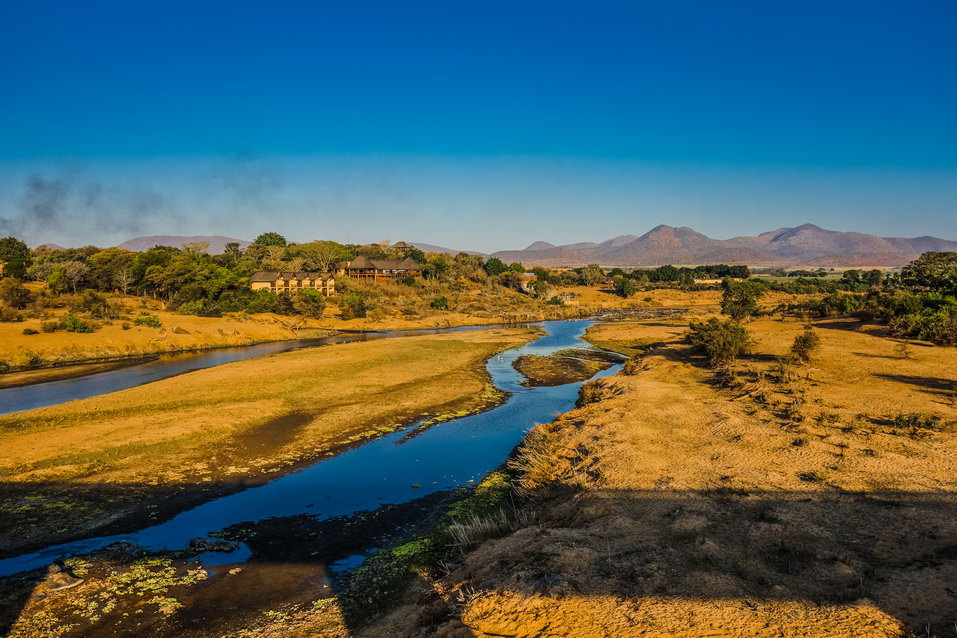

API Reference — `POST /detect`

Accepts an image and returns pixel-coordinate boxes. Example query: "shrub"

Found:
[429,295,450,310]
[340,292,369,319]
[40,320,60,333]
[789,327,821,364]
[71,291,120,319]
[59,313,95,333]
[21,328,38,335]
[133,314,162,328]
[0,304,23,322]
[687,317,753,367]
[890,412,941,437]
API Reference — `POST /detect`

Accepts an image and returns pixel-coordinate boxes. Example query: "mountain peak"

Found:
[524,241,557,251]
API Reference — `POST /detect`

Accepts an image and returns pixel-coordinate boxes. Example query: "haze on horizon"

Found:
[1,0,956,252]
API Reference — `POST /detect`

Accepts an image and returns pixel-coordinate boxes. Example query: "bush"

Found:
[0,304,23,322]
[429,295,450,310]
[40,320,60,333]
[789,327,821,364]
[890,413,942,437]
[59,313,95,333]
[687,317,753,367]
[71,291,120,319]
[22,327,38,335]
[340,292,369,320]
[133,314,162,328]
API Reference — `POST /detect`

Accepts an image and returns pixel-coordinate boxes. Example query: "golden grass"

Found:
[362,313,957,638]
[0,326,540,554]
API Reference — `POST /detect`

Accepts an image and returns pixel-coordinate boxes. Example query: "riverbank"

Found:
[0,326,540,559]
[0,285,711,376]
[356,314,957,637]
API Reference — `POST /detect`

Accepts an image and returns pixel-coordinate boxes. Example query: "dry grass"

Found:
[0,327,540,554]
[512,354,610,387]
[362,313,957,638]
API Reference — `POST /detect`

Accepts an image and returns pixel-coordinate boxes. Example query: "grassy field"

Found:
[356,313,957,637]
[0,326,540,556]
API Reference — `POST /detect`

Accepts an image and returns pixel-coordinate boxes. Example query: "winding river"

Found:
[0,320,617,577]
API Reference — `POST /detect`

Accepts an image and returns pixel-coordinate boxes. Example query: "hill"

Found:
[490,224,957,267]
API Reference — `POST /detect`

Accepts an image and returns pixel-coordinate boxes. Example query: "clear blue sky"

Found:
[1,0,955,250]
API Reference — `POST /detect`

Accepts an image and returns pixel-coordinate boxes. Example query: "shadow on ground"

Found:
[1,480,956,637]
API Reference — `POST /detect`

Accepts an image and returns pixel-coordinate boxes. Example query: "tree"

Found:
[0,278,32,309]
[720,279,766,321]
[292,289,325,318]
[864,269,885,289]
[613,276,637,298]
[290,240,351,272]
[406,247,426,264]
[113,267,135,295]
[579,264,604,286]
[687,318,753,367]
[182,241,209,255]
[900,252,957,295]
[253,232,287,247]
[88,248,135,291]
[483,257,507,276]
[789,326,821,364]
[0,237,31,278]
[61,261,89,293]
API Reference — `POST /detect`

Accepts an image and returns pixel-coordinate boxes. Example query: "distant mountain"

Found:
[409,241,488,257]
[117,235,250,254]
[490,224,957,267]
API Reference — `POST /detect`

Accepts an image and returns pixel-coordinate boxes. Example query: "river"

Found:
[0,320,617,577]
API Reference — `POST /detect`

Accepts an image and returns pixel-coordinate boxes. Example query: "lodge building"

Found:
[339,256,424,281]
[249,272,336,295]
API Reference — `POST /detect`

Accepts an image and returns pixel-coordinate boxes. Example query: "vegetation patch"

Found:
[513,354,611,387]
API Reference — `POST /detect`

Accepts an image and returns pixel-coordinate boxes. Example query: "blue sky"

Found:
[1,0,955,250]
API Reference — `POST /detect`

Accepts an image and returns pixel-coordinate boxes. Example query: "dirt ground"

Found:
[354,314,957,637]
[0,326,540,557]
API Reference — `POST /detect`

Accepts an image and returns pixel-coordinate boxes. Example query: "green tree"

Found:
[687,318,753,367]
[483,257,507,276]
[289,240,351,272]
[789,326,821,364]
[900,252,957,295]
[720,279,766,320]
[292,289,326,318]
[0,237,31,278]
[864,269,885,289]
[253,232,288,247]
[579,264,604,286]
[613,276,638,298]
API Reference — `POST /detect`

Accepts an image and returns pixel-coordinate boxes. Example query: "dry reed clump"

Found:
[575,379,622,408]
[447,508,534,550]
[508,425,565,493]
[621,355,647,376]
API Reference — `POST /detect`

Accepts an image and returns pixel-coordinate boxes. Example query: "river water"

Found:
[0,320,616,576]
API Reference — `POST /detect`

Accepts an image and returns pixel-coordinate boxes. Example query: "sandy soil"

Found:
[357,315,957,637]
[0,326,540,556]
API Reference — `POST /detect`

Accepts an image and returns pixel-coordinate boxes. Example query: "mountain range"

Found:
[488,224,957,267]
[110,224,956,267]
